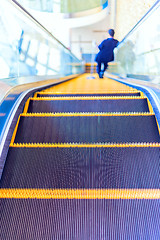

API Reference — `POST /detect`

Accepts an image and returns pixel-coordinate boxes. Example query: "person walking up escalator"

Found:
[95,29,119,78]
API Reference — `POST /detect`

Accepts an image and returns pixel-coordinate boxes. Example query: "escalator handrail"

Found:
[120,0,160,44]
[11,0,80,61]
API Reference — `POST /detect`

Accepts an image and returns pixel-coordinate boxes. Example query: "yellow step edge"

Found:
[36,91,141,95]
[21,112,154,117]
[145,99,158,131]
[34,92,38,98]
[156,117,160,135]
[9,143,160,148]
[40,74,135,93]
[10,115,21,144]
[23,98,30,113]
[147,98,154,114]
[0,189,160,199]
[29,96,146,100]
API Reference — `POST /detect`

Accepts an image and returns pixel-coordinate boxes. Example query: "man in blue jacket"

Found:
[95,29,119,78]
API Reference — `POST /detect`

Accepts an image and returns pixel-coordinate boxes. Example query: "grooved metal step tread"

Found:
[1,147,159,189]
[13,115,160,144]
[26,98,149,114]
[1,198,159,239]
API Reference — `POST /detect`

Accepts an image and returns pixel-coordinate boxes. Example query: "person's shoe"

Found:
[99,71,104,78]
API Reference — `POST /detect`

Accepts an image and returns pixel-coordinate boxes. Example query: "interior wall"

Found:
[69,0,119,59]
[115,0,156,40]
[70,12,113,59]
[70,0,157,60]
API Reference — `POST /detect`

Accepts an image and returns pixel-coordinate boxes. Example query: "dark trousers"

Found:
[97,62,108,76]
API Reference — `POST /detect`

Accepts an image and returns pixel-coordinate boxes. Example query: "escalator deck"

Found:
[0,74,160,239]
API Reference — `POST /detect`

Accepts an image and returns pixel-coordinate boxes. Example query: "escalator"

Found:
[0,73,160,239]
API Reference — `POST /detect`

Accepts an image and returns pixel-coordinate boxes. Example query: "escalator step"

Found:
[1,198,159,239]
[36,92,141,98]
[27,98,149,113]
[14,115,160,144]
[1,147,159,189]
